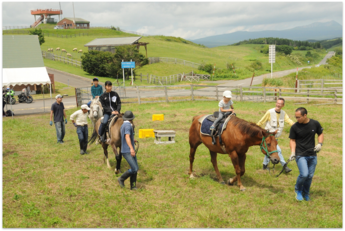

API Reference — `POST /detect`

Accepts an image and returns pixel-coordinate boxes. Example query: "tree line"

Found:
[232,37,322,49]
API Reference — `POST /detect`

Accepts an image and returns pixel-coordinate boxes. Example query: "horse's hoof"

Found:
[115,168,121,174]
[220,181,225,185]
[240,187,246,191]
[228,179,234,186]
[189,173,195,179]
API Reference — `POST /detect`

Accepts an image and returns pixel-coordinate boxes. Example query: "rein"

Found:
[260,134,278,158]
[274,147,316,178]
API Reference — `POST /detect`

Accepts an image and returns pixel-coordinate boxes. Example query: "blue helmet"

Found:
[7,88,9,90]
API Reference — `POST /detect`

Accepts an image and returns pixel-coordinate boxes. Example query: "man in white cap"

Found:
[210,90,235,143]
[70,104,90,155]
[50,94,68,143]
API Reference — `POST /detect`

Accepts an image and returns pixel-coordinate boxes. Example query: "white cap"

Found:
[55,94,63,99]
[223,90,232,98]
[81,104,90,110]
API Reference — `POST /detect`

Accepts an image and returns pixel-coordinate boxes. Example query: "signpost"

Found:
[121,60,136,87]
[269,45,275,78]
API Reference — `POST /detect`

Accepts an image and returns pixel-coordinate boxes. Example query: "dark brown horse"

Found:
[189,114,280,191]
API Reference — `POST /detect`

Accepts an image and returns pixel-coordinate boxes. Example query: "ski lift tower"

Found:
[31,9,63,28]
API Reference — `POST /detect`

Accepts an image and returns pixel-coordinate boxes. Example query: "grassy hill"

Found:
[4,27,328,83]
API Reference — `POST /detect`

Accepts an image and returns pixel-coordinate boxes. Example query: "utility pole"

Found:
[72,2,76,29]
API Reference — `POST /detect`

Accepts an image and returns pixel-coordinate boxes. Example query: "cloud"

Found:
[2,2,342,40]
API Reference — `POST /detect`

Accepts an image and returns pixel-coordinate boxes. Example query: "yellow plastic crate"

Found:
[139,129,155,138]
[152,114,164,121]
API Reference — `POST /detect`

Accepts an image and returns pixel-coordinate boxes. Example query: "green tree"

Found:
[29,28,45,45]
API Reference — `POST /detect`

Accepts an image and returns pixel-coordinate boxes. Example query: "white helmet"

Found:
[223,90,232,98]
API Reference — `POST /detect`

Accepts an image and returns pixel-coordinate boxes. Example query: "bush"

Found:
[276,45,293,55]
[29,28,44,45]
[305,51,312,57]
[198,63,214,74]
[262,78,283,86]
[260,46,269,54]
[249,60,262,71]
[81,46,148,78]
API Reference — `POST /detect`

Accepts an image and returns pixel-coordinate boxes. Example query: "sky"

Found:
[1,1,343,40]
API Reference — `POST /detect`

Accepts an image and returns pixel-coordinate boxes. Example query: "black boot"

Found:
[83,141,88,154]
[98,123,106,143]
[130,172,137,190]
[79,140,84,155]
[263,164,268,170]
[284,165,292,173]
[118,170,131,188]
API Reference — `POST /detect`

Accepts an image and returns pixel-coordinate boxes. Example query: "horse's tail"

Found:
[88,128,98,145]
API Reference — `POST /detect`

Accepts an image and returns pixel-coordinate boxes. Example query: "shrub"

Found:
[81,46,148,78]
[198,63,214,74]
[29,28,44,45]
[276,45,293,55]
[305,51,312,57]
[262,78,283,86]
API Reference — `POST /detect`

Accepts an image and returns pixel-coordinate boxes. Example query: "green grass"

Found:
[261,55,342,88]
[2,100,342,228]
[6,28,328,82]
[31,82,76,100]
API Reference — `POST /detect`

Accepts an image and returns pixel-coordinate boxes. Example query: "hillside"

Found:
[191,21,342,48]
[4,27,328,83]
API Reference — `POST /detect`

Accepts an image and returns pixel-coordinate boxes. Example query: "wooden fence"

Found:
[297,79,343,93]
[76,84,342,106]
[148,57,200,69]
[42,51,82,68]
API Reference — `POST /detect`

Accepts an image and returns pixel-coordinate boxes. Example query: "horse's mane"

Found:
[230,116,265,137]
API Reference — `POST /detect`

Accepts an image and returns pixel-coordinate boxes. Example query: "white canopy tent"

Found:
[2,67,53,117]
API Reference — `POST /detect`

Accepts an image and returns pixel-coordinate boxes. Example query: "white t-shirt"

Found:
[218,99,233,112]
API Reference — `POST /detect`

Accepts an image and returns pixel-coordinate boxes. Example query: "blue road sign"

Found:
[121,61,135,68]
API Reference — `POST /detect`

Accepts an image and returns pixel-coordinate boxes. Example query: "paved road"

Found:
[6,96,77,116]
[46,67,92,88]
[13,51,335,115]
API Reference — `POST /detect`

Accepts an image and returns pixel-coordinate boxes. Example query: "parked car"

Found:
[54,26,63,29]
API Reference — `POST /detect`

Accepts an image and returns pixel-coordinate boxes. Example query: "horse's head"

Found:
[260,130,280,164]
[91,104,100,118]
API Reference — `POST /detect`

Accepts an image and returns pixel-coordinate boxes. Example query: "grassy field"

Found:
[2,100,342,228]
[31,82,76,100]
[6,28,327,81]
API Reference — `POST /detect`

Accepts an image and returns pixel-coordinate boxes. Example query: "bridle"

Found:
[260,134,278,159]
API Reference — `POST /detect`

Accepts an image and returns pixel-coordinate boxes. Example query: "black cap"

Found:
[93,78,99,81]
[123,111,135,121]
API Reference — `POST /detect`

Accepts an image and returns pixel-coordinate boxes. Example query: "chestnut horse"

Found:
[189,114,280,191]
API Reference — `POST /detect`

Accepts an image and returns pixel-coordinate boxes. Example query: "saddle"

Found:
[100,114,119,142]
[199,111,236,146]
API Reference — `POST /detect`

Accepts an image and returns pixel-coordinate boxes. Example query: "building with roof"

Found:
[57,17,90,29]
[84,37,149,57]
[3,35,54,95]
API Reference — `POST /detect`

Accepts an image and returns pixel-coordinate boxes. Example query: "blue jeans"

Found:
[295,156,317,195]
[87,100,91,108]
[263,144,286,166]
[122,152,139,174]
[54,121,65,142]
[77,126,88,143]
[102,113,110,124]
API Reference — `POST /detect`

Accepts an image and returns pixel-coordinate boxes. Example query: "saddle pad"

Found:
[200,118,224,137]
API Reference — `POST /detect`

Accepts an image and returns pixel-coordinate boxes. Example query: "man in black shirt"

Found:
[50,94,68,143]
[289,107,324,201]
[98,81,121,143]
